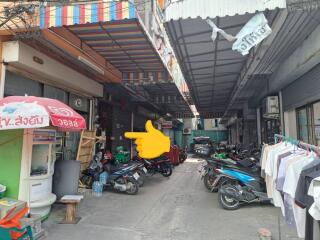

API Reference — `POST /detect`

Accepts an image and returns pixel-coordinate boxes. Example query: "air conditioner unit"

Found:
[183,128,192,135]
[262,96,280,119]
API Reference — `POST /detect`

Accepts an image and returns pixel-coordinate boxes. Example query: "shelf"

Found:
[29,193,56,207]
[29,172,54,180]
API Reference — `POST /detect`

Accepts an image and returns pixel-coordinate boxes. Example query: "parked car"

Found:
[192,137,213,156]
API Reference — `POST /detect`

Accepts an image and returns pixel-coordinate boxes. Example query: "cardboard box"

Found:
[20,214,44,240]
[0,198,26,219]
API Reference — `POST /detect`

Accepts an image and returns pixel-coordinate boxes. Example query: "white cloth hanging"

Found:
[308,176,320,220]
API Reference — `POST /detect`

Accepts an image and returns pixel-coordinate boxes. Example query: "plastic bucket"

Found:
[0,184,6,199]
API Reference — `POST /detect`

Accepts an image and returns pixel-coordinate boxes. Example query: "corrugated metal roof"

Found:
[125,82,193,117]
[67,19,166,73]
[165,0,286,20]
[164,13,274,116]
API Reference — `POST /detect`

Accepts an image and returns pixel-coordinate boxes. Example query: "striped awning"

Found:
[66,18,168,73]
[39,1,135,29]
[164,0,286,21]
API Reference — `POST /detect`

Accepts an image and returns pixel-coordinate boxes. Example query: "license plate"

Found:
[142,167,147,173]
[133,172,140,180]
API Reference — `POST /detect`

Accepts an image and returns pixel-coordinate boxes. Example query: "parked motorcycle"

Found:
[179,146,188,163]
[136,155,173,177]
[129,159,148,187]
[200,157,260,192]
[215,167,269,210]
[80,152,140,195]
[102,165,140,195]
[104,151,147,187]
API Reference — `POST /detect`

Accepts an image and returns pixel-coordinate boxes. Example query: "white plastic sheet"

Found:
[232,13,272,55]
[206,13,272,56]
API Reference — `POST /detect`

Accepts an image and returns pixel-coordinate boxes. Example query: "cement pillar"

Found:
[0,63,6,98]
[130,111,134,158]
[279,91,285,135]
[256,108,261,146]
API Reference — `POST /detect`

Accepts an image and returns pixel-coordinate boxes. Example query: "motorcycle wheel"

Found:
[161,163,172,177]
[218,185,240,210]
[125,178,139,195]
[203,174,218,192]
[80,175,93,188]
[137,170,146,187]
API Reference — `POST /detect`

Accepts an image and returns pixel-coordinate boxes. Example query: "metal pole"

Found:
[257,108,261,146]
[130,111,134,159]
[0,63,6,98]
[279,91,285,135]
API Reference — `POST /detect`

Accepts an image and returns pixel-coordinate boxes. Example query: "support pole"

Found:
[0,63,6,98]
[279,91,285,135]
[257,108,261,146]
[130,111,134,159]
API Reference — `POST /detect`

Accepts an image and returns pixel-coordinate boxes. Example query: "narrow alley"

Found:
[45,156,298,240]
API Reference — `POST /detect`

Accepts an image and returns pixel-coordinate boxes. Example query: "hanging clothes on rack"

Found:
[260,134,320,239]
[308,176,320,220]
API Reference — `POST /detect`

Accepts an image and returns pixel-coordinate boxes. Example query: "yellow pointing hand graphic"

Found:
[125,120,170,159]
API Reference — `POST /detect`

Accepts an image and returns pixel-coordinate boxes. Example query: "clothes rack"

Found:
[274,134,319,240]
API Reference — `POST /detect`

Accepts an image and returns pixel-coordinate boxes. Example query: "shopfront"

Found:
[2,41,102,160]
[5,72,93,159]
[0,40,103,217]
[282,63,320,146]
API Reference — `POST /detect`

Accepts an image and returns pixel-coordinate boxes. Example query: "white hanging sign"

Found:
[232,13,272,55]
[206,13,272,56]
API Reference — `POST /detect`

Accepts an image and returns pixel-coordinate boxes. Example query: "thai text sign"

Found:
[232,13,272,55]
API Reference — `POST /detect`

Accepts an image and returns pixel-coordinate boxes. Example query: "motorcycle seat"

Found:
[233,167,261,177]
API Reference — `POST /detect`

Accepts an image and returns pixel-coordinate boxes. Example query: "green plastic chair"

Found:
[0,225,33,240]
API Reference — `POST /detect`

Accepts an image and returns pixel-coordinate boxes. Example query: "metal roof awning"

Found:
[164,12,280,117]
[164,0,320,120]
[38,2,169,75]
[165,0,286,20]
[1,1,192,117]
[67,19,168,74]
[125,81,194,118]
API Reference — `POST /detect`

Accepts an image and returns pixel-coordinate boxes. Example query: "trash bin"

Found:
[0,184,6,199]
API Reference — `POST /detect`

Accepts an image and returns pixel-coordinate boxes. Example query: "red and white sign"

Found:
[0,96,86,131]
[161,121,173,129]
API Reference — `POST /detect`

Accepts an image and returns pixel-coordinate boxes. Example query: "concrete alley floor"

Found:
[44,156,299,240]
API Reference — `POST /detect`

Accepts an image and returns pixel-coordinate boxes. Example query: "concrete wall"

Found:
[111,107,132,153]
[0,130,23,198]
[203,118,226,130]
[183,118,196,130]
[282,63,320,111]
[2,41,103,97]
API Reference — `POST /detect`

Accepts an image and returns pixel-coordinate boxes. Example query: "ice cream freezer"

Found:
[0,128,56,218]
[18,128,57,218]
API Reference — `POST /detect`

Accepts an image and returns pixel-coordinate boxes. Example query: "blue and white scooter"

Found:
[214,167,270,210]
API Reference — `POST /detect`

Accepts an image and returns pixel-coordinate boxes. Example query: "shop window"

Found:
[31,144,50,176]
[297,107,309,143]
[313,102,320,145]
[296,103,319,145]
